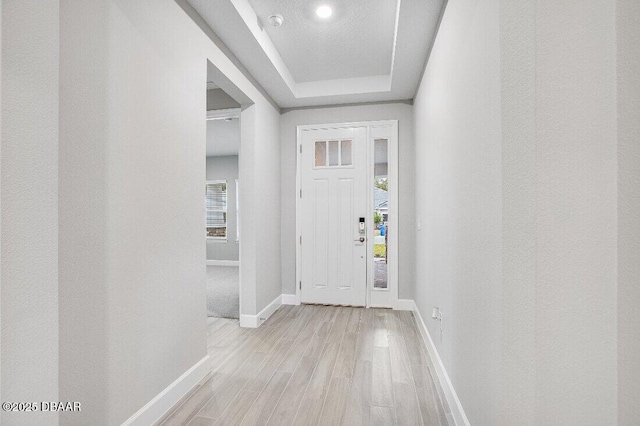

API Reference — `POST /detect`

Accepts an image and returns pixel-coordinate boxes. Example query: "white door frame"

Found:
[206,107,243,321]
[295,120,399,308]
[206,108,241,121]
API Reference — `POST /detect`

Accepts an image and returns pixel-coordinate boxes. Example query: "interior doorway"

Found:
[296,121,399,308]
[205,80,241,319]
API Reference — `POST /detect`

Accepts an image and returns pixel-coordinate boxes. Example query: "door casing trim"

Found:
[295,120,399,308]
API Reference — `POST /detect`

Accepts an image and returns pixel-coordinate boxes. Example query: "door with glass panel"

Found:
[299,127,368,306]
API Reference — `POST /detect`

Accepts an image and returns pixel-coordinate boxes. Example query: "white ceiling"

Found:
[248,0,396,83]
[187,0,446,108]
[207,118,240,157]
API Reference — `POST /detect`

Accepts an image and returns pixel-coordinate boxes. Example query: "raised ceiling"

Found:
[188,0,446,108]
[248,0,397,83]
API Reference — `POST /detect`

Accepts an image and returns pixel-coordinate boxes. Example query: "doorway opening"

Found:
[205,79,241,320]
[296,121,399,308]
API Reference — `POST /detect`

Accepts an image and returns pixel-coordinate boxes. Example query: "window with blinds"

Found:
[206,181,227,239]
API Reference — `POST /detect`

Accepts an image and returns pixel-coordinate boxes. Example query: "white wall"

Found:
[206,118,240,156]
[206,155,239,261]
[253,102,282,311]
[0,0,2,408]
[1,1,59,425]
[499,0,536,422]
[413,0,503,423]
[534,1,617,424]
[207,88,240,110]
[617,1,640,423]
[58,0,280,424]
[413,0,618,424]
[280,102,415,298]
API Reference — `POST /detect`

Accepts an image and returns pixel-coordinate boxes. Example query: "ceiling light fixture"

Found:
[315,5,332,19]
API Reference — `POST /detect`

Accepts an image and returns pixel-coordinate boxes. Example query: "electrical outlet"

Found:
[432,307,443,342]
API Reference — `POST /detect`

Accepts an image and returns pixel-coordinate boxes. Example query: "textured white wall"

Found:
[617,1,640,423]
[499,0,536,423]
[0,0,2,408]
[239,105,257,314]
[414,0,618,424]
[254,102,283,310]
[534,1,617,423]
[206,156,240,261]
[1,1,59,425]
[58,0,280,424]
[279,103,415,299]
[413,0,503,423]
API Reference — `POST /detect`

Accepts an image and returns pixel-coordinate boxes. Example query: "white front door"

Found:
[299,126,368,306]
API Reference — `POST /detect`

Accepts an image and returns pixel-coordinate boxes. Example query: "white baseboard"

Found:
[412,303,470,426]
[394,299,416,311]
[240,294,282,328]
[281,294,298,305]
[206,259,239,267]
[122,355,210,426]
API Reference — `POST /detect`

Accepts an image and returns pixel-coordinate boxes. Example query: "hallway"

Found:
[2,0,638,424]
[161,305,448,425]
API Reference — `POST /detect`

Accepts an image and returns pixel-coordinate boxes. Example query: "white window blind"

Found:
[206,181,227,238]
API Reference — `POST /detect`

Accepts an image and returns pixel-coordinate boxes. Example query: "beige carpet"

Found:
[206,265,239,319]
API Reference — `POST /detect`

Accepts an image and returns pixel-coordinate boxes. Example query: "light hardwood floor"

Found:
[160,305,449,426]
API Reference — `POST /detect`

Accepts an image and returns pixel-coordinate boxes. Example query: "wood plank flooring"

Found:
[160,305,449,426]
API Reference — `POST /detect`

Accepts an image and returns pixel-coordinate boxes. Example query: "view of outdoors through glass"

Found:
[373,138,389,289]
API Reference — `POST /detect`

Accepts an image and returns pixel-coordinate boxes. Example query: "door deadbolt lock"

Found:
[356,217,366,243]
[358,217,366,235]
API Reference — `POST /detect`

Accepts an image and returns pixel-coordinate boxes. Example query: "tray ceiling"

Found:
[187,0,446,108]
[248,0,397,83]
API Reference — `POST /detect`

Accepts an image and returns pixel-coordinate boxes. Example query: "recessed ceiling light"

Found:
[316,5,332,19]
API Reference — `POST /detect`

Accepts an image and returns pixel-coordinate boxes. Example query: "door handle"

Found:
[354,237,365,243]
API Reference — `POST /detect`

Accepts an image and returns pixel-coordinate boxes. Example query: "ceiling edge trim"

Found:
[207,108,242,119]
[175,0,282,112]
[388,0,403,82]
[280,99,414,114]
[295,75,392,98]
